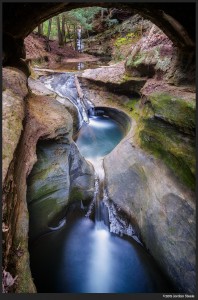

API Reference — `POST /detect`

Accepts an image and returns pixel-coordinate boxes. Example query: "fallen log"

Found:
[74,75,84,99]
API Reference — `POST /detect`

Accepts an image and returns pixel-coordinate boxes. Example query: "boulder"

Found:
[80,61,146,95]
[27,140,95,242]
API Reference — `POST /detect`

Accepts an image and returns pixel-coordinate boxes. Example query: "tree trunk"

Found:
[101,8,104,20]
[47,19,52,40]
[73,24,77,50]
[46,19,52,51]
[38,23,43,36]
[61,15,66,45]
[65,23,74,49]
[56,16,63,46]
[74,75,84,99]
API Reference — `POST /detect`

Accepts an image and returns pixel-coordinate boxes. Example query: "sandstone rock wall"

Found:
[2,68,95,292]
[79,60,196,294]
[104,124,196,293]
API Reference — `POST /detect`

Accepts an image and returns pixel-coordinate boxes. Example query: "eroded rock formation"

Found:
[104,124,196,293]
[2,68,95,292]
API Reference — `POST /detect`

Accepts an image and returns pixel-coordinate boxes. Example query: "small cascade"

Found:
[76,27,83,53]
[87,100,95,117]
[87,156,142,244]
[40,73,90,128]
[85,157,109,231]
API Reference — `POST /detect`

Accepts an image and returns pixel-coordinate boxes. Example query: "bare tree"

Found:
[65,22,74,49]
[56,16,63,46]
[61,14,66,45]
[38,23,43,36]
[45,18,52,51]
[47,18,52,40]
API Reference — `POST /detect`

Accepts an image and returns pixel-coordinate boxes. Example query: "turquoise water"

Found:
[75,115,124,159]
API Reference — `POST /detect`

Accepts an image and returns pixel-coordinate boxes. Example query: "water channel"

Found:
[28,69,174,293]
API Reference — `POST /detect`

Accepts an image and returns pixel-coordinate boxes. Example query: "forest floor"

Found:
[24,32,100,70]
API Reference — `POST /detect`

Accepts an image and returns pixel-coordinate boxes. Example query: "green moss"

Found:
[15,253,36,292]
[69,187,83,202]
[10,236,36,293]
[114,32,140,48]
[149,93,196,133]
[138,118,195,190]
[30,166,55,183]
[133,54,146,67]
[28,181,61,203]
[126,52,146,69]
[123,98,139,111]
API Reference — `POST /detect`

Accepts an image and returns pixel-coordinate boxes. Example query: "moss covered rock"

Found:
[125,24,174,79]
[27,140,95,242]
[149,92,195,134]
[138,117,195,190]
[104,125,196,293]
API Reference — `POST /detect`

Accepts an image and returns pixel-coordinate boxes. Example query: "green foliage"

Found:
[114,32,140,48]
[106,18,119,28]
[66,7,102,30]
[42,19,60,40]
[36,7,105,40]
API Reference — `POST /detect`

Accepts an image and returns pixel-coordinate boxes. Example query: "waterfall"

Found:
[86,156,142,244]
[76,27,83,53]
[85,157,109,232]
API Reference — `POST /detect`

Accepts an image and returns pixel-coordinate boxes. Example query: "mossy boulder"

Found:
[27,140,95,242]
[125,25,174,79]
[138,117,195,190]
[130,88,196,191]
[149,92,195,134]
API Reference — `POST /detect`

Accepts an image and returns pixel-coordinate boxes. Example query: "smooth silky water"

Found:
[29,107,173,293]
[75,115,124,159]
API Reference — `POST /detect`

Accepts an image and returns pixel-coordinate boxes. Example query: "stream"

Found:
[28,68,174,293]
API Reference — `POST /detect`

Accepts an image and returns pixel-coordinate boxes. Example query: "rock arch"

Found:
[3,2,195,55]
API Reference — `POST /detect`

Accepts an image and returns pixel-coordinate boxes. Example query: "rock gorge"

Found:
[2,2,196,294]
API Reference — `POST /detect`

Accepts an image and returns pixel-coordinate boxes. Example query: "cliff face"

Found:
[2,68,95,292]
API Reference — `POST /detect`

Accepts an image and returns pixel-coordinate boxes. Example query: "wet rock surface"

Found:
[27,139,94,242]
[80,61,146,96]
[104,126,196,293]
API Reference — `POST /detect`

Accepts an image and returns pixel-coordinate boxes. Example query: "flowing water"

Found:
[40,73,89,126]
[29,72,174,293]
